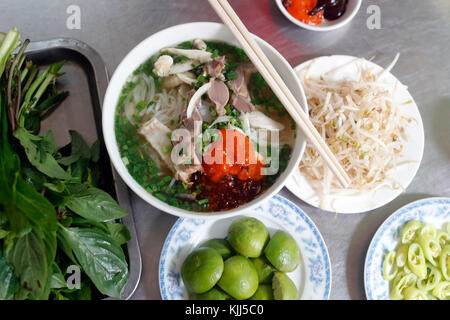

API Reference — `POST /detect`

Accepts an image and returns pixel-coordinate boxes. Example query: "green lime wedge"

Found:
[200,238,235,260]
[251,256,275,284]
[249,284,274,300]
[181,247,224,294]
[228,217,269,258]
[264,230,300,272]
[272,272,298,300]
[217,255,258,300]
[190,287,231,300]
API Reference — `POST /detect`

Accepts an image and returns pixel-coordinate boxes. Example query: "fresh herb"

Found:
[210,49,219,59]
[177,41,193,49]
[174,55,188,64]
[205,40,250,62]
[227,70,237,80]
[0,28,130,300]
[135,101,147,112]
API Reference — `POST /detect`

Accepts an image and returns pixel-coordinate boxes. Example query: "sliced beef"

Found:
[231,94,255,113]
[228,65,248,98]
[205,56,226,80]
[207,78,229,117]
[193,38,207,50]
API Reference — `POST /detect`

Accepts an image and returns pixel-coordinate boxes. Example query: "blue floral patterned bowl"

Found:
[365,197,450,300]
[159,195,331,300]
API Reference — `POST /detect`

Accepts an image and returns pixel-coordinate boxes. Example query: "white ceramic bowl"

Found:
[103,22,308,219]
[275,0,362,32]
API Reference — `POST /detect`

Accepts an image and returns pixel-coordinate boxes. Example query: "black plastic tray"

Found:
[26,38,142,300]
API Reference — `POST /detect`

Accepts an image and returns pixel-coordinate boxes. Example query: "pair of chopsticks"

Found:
[208,0,351,188]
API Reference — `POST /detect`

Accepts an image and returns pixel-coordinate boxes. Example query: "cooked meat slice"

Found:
[177,72,197,85]
[186,82,212,118]
[182,106,203,138]
[240,61,258,75]
[162,75,184,89]
[248,110,285,131]
[161,47,212,63]
[153,55,173,77]
[231,94,255,113]
[162,72,197,89]
[205,56,226,80]
[193,38,207,50]
[139,118,201,184]
[169,60,201,75]
[228,65,248,98]
[138,118,174,170]
[228,62,257,98]
[207,78,229,117]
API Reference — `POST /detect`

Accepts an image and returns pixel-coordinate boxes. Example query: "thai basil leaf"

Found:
[43,181,66,193]
[23,112,40,135]
[53,291,70,300]
[65,281,91,300]
[15,177,57,231]
[0,249,19,300]
[21,166,47,191]
[39,131,57,155]
[106,222,131,245]
[54,279,91,300]
[58,130,91,166]
[42,229,57,266]
[70,216,109,233]
[3,202,31,235]
[68,130,91,159]
[0,210,7,225]
[0,228,9,239]
[66,185,127,222]
[57,227,76,263]
[57,155,80,167]
[13,286,30,300]
[13,127,71,180]
[59,226,128,298]
[50,263,67,289]
[6,229,49,299]
[67,157,89,182]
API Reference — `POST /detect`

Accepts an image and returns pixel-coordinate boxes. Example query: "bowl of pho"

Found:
[103,22,308,218]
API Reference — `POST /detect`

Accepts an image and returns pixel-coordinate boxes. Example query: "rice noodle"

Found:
[123,73,186,129]
[298,56,415,202]
[187,82,211,118]
[208,116,231,128]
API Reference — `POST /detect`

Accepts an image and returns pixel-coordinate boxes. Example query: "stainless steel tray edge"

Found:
[26,38,143,300]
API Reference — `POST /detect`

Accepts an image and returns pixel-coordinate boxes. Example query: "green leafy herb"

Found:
[0,28,130,300]
[6,229,50,299]
[65,185,128,222]
[14,127,71,180]
[0,249,19,300]
[59,226,129,298]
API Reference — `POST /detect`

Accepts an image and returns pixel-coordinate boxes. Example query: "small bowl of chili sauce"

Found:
[275,0,362,31]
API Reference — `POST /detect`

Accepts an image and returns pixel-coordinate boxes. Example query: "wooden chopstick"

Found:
[216,0,350,186]
[208,0,351,187]
[214,0,350,182]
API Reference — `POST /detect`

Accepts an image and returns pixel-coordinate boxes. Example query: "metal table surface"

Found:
[1,0,449,300]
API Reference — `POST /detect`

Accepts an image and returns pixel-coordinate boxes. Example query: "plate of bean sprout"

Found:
[285,55,424,214]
